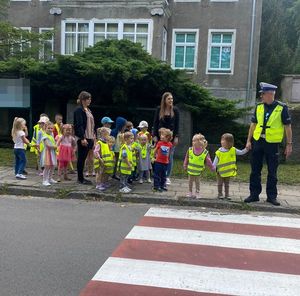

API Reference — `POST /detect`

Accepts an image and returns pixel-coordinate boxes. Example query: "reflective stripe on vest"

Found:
[118,144,133,175]
[253,104,284,143]
[187,148,208,176]
[215,147,237,177]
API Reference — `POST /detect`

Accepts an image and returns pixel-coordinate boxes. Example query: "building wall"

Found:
[7,0,262,106]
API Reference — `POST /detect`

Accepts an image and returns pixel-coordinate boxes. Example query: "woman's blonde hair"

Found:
[11,117,26,142]
[159,92,174,119]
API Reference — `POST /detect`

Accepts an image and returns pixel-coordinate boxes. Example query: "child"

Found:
[153,128,173,192]
[213,133,248,199]
[56,124,76,182]
[94,127,111,191]
[40,121,57,186]
[106,136,116,176]
[110,116,127,180]
[118,131,134,193]
[11,117,31,179]
[125,121,133,132]
[183,133,214,198]
[101,116,114,134]
[138,120,152,143]
[129,128,139,183]
[137,134,152,184]
[53,113,63,139]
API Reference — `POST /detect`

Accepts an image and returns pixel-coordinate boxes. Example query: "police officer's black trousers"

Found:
[249,139,279,200]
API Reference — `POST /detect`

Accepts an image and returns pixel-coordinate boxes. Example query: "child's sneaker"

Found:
[139,179,143,184]
[97,185,106,191]
[49,179,58,184]
[160,187,168,191]
[218,194,224,199]
[152,187,159,192]
[166,178,171,185]
[42,181,51,186]
[186,192,193,198]
[16,174,27,180]
[224,196,231,200]
[119,186,131,193]
[147,178,152,183]
[195,191,201,199]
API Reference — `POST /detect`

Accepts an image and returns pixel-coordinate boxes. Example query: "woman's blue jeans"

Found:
[14,148,26,175]
[166,146,175,177]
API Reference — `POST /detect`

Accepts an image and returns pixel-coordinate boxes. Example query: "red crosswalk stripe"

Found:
[80,208,300,296]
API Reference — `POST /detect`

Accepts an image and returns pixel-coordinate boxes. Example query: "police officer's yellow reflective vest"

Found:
[118,144,133,175]
[30,124,40,154]
[94,140,114,172]
[215,147,237,177]
[187,148,208,176]
[253,103,284,143]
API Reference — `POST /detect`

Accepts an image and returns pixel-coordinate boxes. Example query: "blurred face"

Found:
[141,127,148,132]
[21,121,26,129]
[165,95,173,108]
[192,136,202,148]
[221,137,230,149]
[261,91,275,105]
[103,122,112,128]
[101,130,110,140]
[140,136,147,146]
[55,116,63,124]
[126,135,134,144]
[108,140,115,149]
[46,125,54,134]
[82,97,92,107]
[126,123,133,130]
[64,127,72,136]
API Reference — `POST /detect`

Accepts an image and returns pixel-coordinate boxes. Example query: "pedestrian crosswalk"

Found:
[80,207,300,296]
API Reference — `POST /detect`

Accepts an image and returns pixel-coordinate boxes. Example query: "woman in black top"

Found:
[153,92,179,184]
[73,91,95,184]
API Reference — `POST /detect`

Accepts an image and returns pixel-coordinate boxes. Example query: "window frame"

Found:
[61,19,153,55]
[206,29,236,75]
[171,28,199,73]
[210,0,238,2]
[39,27,54,61]
[174,0,201,2]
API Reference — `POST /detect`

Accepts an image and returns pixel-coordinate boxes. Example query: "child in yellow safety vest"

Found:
[213,133,248,199]
[183,133,215,199]
[40,121,57,186]
[117,131,134,193]
[94,127,111,191]
[136,134,152,184]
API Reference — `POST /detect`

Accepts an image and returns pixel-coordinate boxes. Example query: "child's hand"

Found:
[183,165,187,171]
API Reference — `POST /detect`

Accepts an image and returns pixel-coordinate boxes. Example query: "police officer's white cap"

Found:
[259,82,277,93]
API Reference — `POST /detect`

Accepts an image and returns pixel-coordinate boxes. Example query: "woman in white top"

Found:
[11,117,31,179]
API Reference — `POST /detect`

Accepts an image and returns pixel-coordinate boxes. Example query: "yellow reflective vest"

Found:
[118,144,133,175]
[30,124,40,154]
[215,147,237,177]
[54,123,62,137]
[187,148,208,176]
[131,141,140,167]
[94,140,115,173]
[253,103,284,143]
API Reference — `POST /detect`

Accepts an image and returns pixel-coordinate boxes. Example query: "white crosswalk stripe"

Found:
[80,207,300,296]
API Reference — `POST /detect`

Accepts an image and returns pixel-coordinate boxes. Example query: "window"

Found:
[174,0,201,2]
[171,29,198,71]
[210,0,238,2]
[62,19,152,55]
[11,27,31,54]
[207,30,236,74]
[39,28,54,61]
[64,22,89,55]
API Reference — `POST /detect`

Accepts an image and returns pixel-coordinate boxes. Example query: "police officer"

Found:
[244,82,292,206]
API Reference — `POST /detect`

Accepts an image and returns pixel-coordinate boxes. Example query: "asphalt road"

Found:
[0,195,150,296]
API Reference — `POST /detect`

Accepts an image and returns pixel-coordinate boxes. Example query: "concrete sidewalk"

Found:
[1,167,300,214]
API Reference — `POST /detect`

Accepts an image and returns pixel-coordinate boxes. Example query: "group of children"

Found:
[11,113,248,199]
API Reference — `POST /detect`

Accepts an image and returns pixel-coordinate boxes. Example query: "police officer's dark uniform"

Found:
[244,82,292,206]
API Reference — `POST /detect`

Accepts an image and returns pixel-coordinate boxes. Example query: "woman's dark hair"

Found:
[77,91,91,105]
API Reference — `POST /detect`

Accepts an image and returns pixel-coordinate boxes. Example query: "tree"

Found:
[0,39,247,144]
[0,22,54,61]
[258,0,300,88]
